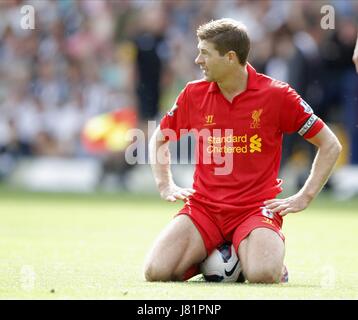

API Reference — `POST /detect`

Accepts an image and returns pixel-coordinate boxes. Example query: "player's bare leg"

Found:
[238,228,285,284]
[144,215,206,281]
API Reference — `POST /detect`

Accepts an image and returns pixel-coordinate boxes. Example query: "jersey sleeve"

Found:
[279,86,324,139]
[159,85,191,141]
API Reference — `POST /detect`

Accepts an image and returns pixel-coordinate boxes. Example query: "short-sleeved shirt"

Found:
[160,63,324,212]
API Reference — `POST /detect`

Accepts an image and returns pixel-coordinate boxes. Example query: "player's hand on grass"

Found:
[263,192,313,217]
[159,184,196,203]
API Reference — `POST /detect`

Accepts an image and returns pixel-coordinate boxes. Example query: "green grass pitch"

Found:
[0,188,357,299]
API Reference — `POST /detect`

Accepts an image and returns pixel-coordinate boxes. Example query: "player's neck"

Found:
[217,65,248,102]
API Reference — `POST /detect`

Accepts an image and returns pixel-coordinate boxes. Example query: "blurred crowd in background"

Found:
[0,0,357,191]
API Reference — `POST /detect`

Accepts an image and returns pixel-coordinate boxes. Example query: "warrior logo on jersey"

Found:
[205,115,214,124]
[300,99,313,114]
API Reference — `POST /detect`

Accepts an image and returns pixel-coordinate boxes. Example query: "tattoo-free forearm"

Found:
[149,129,174,191]
[299,141,341,200]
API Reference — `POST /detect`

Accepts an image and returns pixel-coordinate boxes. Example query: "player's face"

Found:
[195,40,231,82]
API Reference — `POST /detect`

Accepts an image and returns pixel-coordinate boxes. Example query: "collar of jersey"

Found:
[208,62,259,93]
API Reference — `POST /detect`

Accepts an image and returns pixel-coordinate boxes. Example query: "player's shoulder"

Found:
[184,79,212,94]
[256,72,292,93]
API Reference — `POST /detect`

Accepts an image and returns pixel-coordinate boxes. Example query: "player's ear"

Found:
[227,51,237,64]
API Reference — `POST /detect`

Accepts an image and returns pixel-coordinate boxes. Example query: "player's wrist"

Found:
[157,180,175,193]
[298,189,316,203]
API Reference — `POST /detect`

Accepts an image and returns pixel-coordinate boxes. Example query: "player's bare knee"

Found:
[144,261,172,282]
[143,262,156,281]
[245,265,282,284]
[172,270,185,281]
[246,271,279,284]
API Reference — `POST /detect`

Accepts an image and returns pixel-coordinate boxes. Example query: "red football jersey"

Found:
[160,63,324,210]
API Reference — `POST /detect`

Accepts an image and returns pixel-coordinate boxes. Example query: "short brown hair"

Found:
[197,18,250,65]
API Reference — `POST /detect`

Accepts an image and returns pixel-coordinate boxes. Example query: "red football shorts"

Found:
[176,196,285,256]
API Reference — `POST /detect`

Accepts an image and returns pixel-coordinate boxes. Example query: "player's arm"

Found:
[353,33,358,73]
[149,126,195,202]
[264,125,342,216]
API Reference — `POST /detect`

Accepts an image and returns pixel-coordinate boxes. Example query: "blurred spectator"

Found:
[353,32,358,72]
[0,0,357,188]
[132,3,170,123]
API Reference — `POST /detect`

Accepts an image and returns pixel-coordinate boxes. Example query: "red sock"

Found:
[182,264,201,281]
